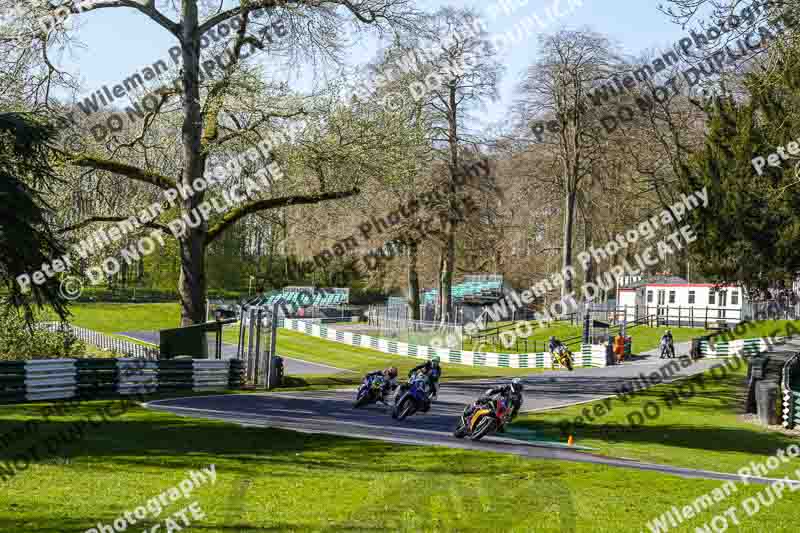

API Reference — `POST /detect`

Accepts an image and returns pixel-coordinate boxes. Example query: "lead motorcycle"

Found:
[392,372,431,420]
[353,373,388,408]
[453,395,512,441]
[553,346,574,371]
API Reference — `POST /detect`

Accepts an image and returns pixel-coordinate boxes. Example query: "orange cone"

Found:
[567,435,574,446]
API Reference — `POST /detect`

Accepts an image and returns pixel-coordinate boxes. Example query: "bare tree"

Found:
[25,0,420,325]
[516,30,619,299]
[408,7,502,322]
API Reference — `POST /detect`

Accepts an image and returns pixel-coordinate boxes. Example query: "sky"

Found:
[51,0,698,128]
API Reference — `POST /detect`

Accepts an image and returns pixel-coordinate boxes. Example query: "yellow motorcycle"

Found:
[552,347,574,371]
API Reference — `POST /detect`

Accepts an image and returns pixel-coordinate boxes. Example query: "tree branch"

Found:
[68,155,177,191]
[59,216,170,235]
[205,187,360,245]
[58,0,181,37]
[198,0,389,34]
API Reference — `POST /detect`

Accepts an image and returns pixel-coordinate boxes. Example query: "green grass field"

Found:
[708,319,800,342]
[228,328,542,384]
[6,304,798,530]
[518,361,800,476]
[0,398,797,532]
[57,302,183,333]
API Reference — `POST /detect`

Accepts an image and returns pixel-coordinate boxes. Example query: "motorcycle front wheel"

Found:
[395,396,416,420]
[352,390,371,408]
[469,416,497,441]
[453,420,468,438]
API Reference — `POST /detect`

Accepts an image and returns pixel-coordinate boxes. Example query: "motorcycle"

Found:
[353,374,388,408]
[453,396,511,441]
[553,347,574,371]
[392,373,431,420]
[659,340,675,359]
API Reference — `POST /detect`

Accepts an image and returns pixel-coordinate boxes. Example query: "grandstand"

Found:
[422,274,505,306]
[247,286,349,308]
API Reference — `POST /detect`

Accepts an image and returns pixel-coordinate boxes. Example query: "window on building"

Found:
[732,291,739,305]
[669,291,676,304]
[688,290,695,304]
[709,289,715,305]
[647,290,653,303]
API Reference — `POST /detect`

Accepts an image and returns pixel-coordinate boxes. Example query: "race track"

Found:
[144,354,794,486]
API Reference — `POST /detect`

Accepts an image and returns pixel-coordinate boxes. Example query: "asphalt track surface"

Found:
[119,330,351,376]
[145,345,798,486]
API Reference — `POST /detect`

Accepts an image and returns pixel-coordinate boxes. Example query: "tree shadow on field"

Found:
[517,372,795,457]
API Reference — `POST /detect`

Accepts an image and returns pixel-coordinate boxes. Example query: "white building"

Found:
[617,276,746,326]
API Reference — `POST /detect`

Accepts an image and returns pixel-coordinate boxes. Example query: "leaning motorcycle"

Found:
[392,373,430,420]
[553,347,574,371]
[353,374,387,408]
[453,396,511,441]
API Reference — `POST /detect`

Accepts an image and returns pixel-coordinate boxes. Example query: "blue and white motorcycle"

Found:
[392,372,432,420]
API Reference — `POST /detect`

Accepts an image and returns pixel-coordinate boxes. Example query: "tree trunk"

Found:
[436,251,445,322]
[562,189,576,299]
[178,231,206,325]
[178,1,207,326]
[439,84,460,324]
[407,241,420,320]
[583,214,593,302]
[440,226,455,323]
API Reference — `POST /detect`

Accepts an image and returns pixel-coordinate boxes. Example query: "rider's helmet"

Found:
[666,330,671,335]
[385,367,398,379]
[430,356,441,367]
[511,377,524,394]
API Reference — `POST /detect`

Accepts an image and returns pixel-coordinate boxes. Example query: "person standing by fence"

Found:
[659,330,675,359]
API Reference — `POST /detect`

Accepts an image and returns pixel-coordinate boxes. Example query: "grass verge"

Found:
[227,328,544,386]
[516,358,800,477]
[0,400,797,531]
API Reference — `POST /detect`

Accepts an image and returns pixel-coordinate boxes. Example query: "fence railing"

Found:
[39,322,159,359]
[574,305,745,329]
[782,354,800,429]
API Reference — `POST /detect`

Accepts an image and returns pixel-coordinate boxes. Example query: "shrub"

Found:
[0,309,86,360]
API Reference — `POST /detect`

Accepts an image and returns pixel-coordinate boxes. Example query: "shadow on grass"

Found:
[0,400,527,478]
[515,372,794,457]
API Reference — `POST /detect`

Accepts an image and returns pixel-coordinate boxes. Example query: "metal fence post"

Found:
[253,308,263,386]
[267,302,279,390]
[246,308,256,383]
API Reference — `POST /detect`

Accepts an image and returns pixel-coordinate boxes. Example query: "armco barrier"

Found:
[118,359,158,395]
[0,358,244,404]
[698,337,777,358]
[281,319,608,369]
[25,359,77,402]
[0,361,26,403]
